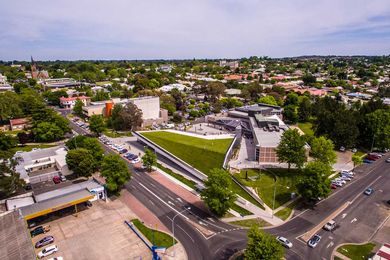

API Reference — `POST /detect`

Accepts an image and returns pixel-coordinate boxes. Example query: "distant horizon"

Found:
[1,0,389,60]
[1,54,390,63]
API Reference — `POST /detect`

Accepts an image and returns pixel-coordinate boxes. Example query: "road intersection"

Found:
[61,109,389,260]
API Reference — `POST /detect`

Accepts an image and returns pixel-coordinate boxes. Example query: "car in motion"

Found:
[364,188,374,196]
[276,236,293,248]
[323,220,336,231]
[37,245,58,259]
[48,257,63,260]
[308,234,321,248]
[35,236,54,248]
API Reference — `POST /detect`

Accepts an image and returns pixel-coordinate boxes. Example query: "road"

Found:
[60,109,248,260]
[268,157,390,260]
[59,108,389,259]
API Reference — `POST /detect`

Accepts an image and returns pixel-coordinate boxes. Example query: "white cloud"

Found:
[0,0,389,60]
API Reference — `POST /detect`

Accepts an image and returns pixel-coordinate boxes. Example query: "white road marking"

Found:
[168,200,175,206]
[138,183,189,220]
[176,198,183,203]
[199,221,208,226]
[177,225,195,243]
[351,218,357,223]
[150,183,156,188]
[149,200,155,206]
[327,241,334,248]
[342,213,347,219]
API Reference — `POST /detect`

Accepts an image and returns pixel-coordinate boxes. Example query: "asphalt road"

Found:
[59,108,389,260]
[268,156,390,260]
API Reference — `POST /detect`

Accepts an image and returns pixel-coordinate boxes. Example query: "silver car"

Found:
[276,236,293,248]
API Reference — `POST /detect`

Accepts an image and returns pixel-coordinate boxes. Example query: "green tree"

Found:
[118,103,143,131]
[65,148,96,177]
[310,137,337,165]
[73,99,84,117]
[283,105,298,124]
[245,225,284,260]
[201,168,236,217]
[205,82,226,103]
[88,115,106,136]
[141,148,157,172]
[284,92,299,107]
[365,109,390,150]
[276,129,307,169]
[302,74,317,86]
[352,154,363,169]
[298,96,312,122]
[0,132,18,150]
[101,154,131,192]
[297,161,331,201]
[0,92,23,120]
[258,95,278,106]
[0,158,26,199]
[32,122,64,142]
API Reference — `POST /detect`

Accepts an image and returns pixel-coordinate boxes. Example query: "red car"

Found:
[331,183,337,189]
[366,155,378,161]
[53,176,61,184]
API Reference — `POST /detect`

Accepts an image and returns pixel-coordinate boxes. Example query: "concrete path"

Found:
[221,214,260,222]
[235,200,284,226]
[274,196,299,213]
[333,251,351,260]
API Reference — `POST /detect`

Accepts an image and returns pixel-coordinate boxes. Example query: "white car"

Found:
[48,257,63,260]
[335,178,346,184]
[332,181,343,187]
[130,157,141,164]
[276,236,293,248]
[38,245,58,259]
[323,220,336,231]
[340,176,351,181]
[340,170,354,176]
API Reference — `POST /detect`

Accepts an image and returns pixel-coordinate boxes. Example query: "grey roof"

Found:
[250,117,284,147]
[0,211,35,260]
[20,189,92,218]
[34,180,102,202]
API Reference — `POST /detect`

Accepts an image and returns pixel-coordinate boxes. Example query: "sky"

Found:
[0,0,390,60]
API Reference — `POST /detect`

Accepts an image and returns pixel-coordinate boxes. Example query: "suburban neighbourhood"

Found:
[0,1,390,260]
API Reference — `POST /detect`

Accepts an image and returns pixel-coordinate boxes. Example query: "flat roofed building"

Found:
[42,78,78,88]
[83,96,168,127]
[14,146,71,184]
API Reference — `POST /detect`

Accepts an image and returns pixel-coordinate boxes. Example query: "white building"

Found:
[0,73,7,84]
[14,146,72,184]
[159,83,187,92]
[59,95,91,109]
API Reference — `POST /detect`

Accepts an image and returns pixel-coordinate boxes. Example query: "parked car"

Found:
[119,149,128,154]
[363,158,374,164]
[386,158,390,163]
[53,176,61,184]
[334,178,346,184]
[366,155,379,161]
[340,170,354,176]
[368,153,383,158]
[35,236,54,248]
[276,236,293,248]
[339,176,352,181]
[308,234,321,248]
[323,220,336,231]
[38,245,58,259]
[59,174,66,182]
[332,181,343,187]
[30,226,50,237]
[339,146,346,152]
[129,156,141,164]
[364,188,374,196]
[331,183,338,189]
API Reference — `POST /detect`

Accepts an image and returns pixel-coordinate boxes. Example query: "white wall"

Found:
[131,96,160,120]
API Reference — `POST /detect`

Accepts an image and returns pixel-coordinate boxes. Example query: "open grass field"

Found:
[274,198,301,220]
[236,168,300,209]
[10,144,57,154]
[103,129,133,138]
[337,243,376,260]
[132,219,176,248]
[297,122,314,136]
[141,131,233,175]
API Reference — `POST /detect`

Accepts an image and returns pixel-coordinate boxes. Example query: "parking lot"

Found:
[30,199,151,260]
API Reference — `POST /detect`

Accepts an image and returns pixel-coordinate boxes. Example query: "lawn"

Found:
[10,144,57,153]
[141,131,233,175]
[230,203,253,216]
[297,122,314,136]
[229,218,271,228]
[337,243,376,260]
[235,168,300,209]
[3,129,23,135]
[274,199,301,220]
[131,219,176,248]
[103,129,133,138]
[156,163,196,190]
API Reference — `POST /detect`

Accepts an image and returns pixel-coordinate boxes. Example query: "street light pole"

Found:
[172,207,191,256]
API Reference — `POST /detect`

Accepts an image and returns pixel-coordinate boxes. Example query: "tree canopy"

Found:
[276,129,307,169]
[101,154,131,192]
[245,225,284,260]
[88,115,106,136]
[310,136,337,166]
[297,161,332,201]
[201,168,236,217]
[142,148,157,172]
[65,148,96,177]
